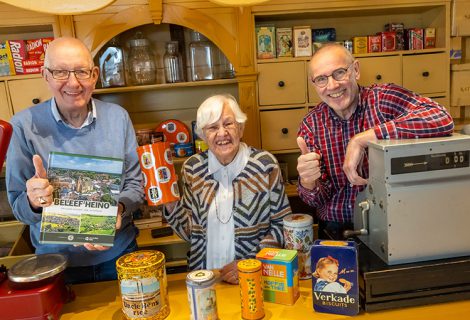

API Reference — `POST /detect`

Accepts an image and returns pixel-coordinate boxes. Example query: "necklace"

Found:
[214,196,233,224]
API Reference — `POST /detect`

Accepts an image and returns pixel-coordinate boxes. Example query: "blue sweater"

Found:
[6,98,144,267]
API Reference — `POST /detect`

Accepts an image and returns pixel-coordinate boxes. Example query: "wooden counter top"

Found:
[60,273,470,319]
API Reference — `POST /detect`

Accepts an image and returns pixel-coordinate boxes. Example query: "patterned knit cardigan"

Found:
[164,147,292,270]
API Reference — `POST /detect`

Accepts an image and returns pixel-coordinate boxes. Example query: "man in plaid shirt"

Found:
[297,43,454,240]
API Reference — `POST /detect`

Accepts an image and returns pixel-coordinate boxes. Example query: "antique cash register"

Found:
[345,134,470,310]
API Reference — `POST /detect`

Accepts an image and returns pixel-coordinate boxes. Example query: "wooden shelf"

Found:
[93,78,238,95]
[136,226,186,247]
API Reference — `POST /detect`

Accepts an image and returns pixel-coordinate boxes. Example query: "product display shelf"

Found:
[93,78,238,95]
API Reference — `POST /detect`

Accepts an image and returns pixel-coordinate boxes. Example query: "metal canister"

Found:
[237,259,264,320]
[136,128,155,146]
[116,250,170,320]
[174,143,194,158]
[186,270,218,320]
[344,40,353,53]
[283,214,314,279]
[195,139,208,153]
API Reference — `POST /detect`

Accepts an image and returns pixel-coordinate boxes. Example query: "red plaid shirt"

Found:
[298,83,454,223]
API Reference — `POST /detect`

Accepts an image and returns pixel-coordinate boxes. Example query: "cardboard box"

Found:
[293,26,312,57]
[256,26,276,59]
[0,41,15,76]
[452,0,470,36]
[311,240,359,316]
[451,63,470,106]
[256,248,300,305]
[276,27,293,57]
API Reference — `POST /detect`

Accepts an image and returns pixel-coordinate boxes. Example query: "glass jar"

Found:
[128,32,156,85]
[163,41,185,83]
[189,31,215,81]
[98,36,126,88]
[214,47,235,79]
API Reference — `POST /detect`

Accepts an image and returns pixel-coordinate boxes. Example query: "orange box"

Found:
[256,248,299,305]
[136,142,180,206]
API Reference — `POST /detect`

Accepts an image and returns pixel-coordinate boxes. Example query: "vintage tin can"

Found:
[343,40,353,53]
[186,270,219,320]
[283,214,314,279]
[116,250,170,320]
[195,139,208,153]
[136,128,155,146]
[174,143,194,158]
[237,259,264,320]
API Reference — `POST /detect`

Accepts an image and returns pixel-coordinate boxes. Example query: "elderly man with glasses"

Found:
[6,37,144,284]
[296,42,454,240]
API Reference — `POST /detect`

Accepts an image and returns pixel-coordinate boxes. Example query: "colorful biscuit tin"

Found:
[311,240,359,316]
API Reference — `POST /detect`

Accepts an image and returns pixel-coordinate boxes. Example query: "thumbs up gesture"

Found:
[26,154,54,209]
[296,137,322,190]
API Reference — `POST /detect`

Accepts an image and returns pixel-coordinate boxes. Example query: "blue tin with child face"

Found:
[311,239,359,315]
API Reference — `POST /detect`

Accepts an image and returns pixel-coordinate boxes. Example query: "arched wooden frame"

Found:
[84,4,237,69]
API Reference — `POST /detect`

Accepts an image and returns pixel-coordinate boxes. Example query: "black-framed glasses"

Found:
[311,63,354,88]
[46,68,93,80]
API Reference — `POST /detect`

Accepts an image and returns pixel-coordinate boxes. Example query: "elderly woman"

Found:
[165,94,292,284]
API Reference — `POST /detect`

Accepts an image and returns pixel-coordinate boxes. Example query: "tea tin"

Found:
[116,250,170,319]
[186,270,218,320]
[174,143,194,158]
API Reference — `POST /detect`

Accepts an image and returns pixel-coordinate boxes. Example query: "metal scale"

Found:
[347,134,470,311]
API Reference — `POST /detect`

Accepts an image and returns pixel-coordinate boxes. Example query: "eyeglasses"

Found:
[311,63,354,88]
[203,121,238,135]
[46,68,93,80]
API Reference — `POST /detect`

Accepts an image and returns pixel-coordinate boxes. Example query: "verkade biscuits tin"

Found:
[283,213,314,279]
[116,250,170,320]
[311,240,359,316]
[186,270,219,320]
[256,248,299,306]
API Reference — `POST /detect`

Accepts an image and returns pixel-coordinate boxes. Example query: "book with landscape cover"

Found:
[39,152,124,246]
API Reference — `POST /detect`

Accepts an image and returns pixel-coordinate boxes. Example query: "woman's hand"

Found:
[220,260,240,285]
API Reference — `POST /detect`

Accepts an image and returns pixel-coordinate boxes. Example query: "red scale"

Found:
[0,254,72,320]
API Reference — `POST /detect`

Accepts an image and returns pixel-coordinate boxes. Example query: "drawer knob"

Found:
[32,98,40,104]
[422,71,430,77]
[376,74,382,80]
[281,128,288,134]
[278,80,285,87]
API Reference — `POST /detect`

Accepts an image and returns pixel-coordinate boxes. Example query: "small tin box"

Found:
[256,248,299,305]
[367,35,382,53]
[379,31,397,51]
[311,240,359,316]
[352,37,367,54]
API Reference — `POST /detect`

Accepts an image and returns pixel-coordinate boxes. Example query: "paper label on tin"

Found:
[141,152,155,169]
[156,166,171,183]
[148,186,162,203]
[171,181,180,197]
[164,148,173,165]
[121,277,162,318]
[188,286,218,320]
[176,132,188,143]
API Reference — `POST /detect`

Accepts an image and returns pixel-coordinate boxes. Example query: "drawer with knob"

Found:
[8,77,51,115]
[259,107,307,151]
[258,61,307,106]
[402,52,447,95]
[356,55,402,87]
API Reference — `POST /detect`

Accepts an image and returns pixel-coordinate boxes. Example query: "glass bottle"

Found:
[189,31,215,81]
[98,37,126,88]
[128,32,156,85]
[163,41,185,83]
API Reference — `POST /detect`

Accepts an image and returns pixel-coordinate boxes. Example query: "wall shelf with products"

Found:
[253,0,451,154]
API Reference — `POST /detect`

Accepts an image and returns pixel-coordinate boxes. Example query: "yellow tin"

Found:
[195,139,208,153]
[237,259,264,320]
[116,250,170,320]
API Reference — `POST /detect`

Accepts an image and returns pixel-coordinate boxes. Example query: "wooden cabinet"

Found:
[0,82,10,120]
[7,76,51,114]
[253,0,451,153]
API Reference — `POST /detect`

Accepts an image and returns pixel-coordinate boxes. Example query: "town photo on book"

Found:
[40,152,124,246]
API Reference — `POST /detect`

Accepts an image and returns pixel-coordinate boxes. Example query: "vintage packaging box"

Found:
[256,248,300,305]
[311,240,359,316]
[424,27,436,48]
[312,28,336,43]
[379,31,396,51]
[385,23,404,50]
[0,41,15,76]
[352,36,367,54]
[256,26,276,59]
[276,27,293,57]
[405,28,424,50]
[367,35,382,53]
[293,26,312,57]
